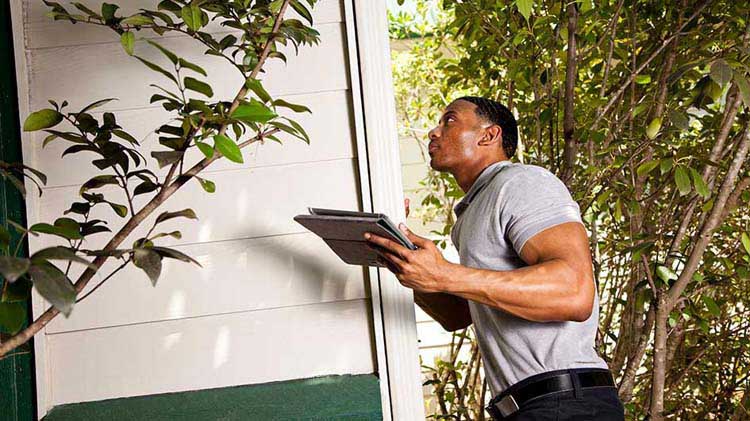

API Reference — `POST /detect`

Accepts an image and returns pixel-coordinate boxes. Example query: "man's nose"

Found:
[428,126,439,141]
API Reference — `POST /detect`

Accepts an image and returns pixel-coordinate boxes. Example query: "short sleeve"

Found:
[499,169,583,255]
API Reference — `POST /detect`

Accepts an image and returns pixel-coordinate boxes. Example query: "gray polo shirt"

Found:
[449,159,608,396]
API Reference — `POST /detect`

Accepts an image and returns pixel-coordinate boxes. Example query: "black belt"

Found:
[486,368,616,419]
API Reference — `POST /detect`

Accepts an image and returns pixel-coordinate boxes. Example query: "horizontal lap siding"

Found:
[20,0,375,408]
[47,299,375,405]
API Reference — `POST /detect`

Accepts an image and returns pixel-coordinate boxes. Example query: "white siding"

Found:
[16,0,378,412]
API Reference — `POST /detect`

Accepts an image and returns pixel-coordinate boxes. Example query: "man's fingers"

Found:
[398,223,430,248]
[370,246,403,273]
[365,232,411,258]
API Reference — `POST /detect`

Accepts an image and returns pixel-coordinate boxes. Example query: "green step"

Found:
[43,374,383,421]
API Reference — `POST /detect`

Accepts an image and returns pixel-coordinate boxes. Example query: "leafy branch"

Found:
[0,0,320,357]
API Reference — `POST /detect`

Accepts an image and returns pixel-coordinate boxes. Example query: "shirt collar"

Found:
[453,160,512,218]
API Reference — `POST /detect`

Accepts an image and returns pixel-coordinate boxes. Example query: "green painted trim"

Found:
[0,1,38,420]
[43,374,382,420]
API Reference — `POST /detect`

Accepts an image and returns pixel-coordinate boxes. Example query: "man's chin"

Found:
[429,157,448,172]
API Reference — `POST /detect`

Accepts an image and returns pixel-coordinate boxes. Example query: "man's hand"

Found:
[363,223,453,293]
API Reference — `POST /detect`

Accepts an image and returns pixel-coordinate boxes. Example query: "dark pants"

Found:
[500,386,624,420]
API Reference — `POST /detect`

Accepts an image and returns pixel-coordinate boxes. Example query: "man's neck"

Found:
[454,158,508,193]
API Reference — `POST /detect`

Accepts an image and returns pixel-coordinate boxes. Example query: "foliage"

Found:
[0,0,320,357]
[391,0,750,419]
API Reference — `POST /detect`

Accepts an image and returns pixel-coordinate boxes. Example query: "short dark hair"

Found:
[454,96,518,159]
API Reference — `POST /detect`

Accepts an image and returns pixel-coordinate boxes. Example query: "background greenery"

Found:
[389,1,750,419]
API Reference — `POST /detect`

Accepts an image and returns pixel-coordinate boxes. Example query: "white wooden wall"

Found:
[15,0,380,414]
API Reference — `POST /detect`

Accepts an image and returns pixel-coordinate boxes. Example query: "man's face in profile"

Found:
[427,99,486,172]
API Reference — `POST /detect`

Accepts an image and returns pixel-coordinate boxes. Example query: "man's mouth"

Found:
[428,144,439,154]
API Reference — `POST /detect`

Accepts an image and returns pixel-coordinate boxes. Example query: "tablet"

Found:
[294,207,417,267]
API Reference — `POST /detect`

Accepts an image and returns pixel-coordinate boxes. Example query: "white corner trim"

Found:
[9,0,52,417]
[346,1,426,420]
[342,1,392,420]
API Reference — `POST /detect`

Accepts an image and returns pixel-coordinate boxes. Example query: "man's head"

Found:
[427,96,517,172]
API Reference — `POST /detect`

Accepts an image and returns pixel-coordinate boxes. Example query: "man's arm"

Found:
[413,290,472,332]
[439,221,595,323]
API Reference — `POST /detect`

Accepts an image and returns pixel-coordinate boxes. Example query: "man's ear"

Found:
[479,124,503,147]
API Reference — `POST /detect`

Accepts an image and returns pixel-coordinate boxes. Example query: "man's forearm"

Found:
[439,259,594,323]
[413,290,472,331]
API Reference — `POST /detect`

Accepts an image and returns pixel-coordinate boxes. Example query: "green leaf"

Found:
[636,160,660,177]
[656,265,678,284]
[113,129,138,144]
[135,56,177,84]
[635,74,651,85]
[151,150,184,168]
[284,118,310,143]
[121,14,154,26]
[674,165,691,196]
[150,231,182,240]
[701,295,721,317]
[272,98,311,113]
[0,257,30,283]
[660,158,673,175]
[709,59,732,86]
[690,168,710,199]
[195,141,214,159]
[735,72,750,108]
[245,78,272,103]
[152,246,202,267]
[0,302,26,334]
[213,134,243,163]
[2,276,31,303]
[184,76,213,97]
[72,3,98,17]
[31,246,95,268]
[121,31,135,55]
[197,176,215,193]
[155,208,197,225]
[290,0,313,24]
[231,99,277,123]
[178,58,207,76]
[516,0,532,20]
[146,40,178,64]
[108,202,128,217]
[80,175,120,194]
[101,3,119,21]
[23,109,63,132]
[741,232,750,255]
[646,117,661,139]
[157,0,181,12]
[80,98,117,114]
[181,4,204,31]
[28,263,76,317]
[669,110,689,131]
[133,248,162,286]
[30,218,81,240]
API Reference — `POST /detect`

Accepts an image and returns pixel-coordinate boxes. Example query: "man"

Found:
[363,96,624,420]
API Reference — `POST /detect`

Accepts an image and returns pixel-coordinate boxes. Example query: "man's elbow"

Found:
[567,303,593,322]
[566,277,595,322]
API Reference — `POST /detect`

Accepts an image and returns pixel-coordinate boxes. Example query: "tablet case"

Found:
[293,207,418,267]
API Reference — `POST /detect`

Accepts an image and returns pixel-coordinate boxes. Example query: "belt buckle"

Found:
[494,394,519,417]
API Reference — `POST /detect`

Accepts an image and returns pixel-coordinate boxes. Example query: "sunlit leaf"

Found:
[213,134,243,163]
[23,109,63,132]
[121,31,135,55]
[674,165,691,196]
